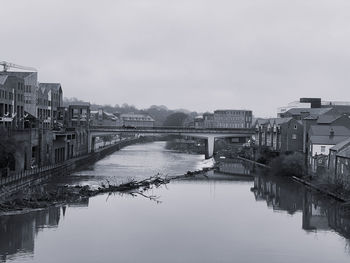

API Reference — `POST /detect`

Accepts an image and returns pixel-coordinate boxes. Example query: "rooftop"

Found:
[0,75,8,85]
[317,114,343,124]
[285,107,333,117]
[309,125,350,136]
[330,137,350,152]
[309,125,350,145]
[337,147,350,159]
[39,83,62,92]
[310,135,349,145]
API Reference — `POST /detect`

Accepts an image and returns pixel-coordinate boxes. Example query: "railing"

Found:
[90,126,255,134]
[0,163,62,187]
[0,137,141,188]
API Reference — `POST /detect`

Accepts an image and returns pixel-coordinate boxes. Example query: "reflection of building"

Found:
[0,206,61,262]
[252,174,303,214]
[302,190,350,240]
[217,159,251,175]
[251,172,350,240]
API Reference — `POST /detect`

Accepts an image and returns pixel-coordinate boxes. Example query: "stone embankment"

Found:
[0,138,143,198]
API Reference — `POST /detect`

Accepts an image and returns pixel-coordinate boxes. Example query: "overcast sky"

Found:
[2,0,350,117]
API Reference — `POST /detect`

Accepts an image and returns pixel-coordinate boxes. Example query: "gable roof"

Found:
[273,117,293,125]
[310,135,350,145]
[309,126,350,145]
[39,83,62,92]
[337,147,350,159]
[285,107,332,117]
[330,137,350,151]
[0,75,8,85]
[317,114,344,124]
[309,125,350,136]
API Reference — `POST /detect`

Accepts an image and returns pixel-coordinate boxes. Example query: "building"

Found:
[213,110,252,128]
[254,117,303,152]
[119,113,154,127]
[308,125,350,172]
[0,71,38,118]
[90,108,119,127]
[328,138,350,188]
[38,83,63,126]
[0,75,25,129]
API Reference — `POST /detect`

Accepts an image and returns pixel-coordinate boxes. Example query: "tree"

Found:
[270,152,306,178]
[163,112,189,127]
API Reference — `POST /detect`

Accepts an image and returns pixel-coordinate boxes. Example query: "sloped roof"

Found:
[317,114,343,124]
[254,118,269,126]
[309,125,350,136]
[337,147,350,158]
[0,71,37,79]
[286,107,332,116]
[39,83,62,92]
[273,117,293,125]
[330,137,350,151]
[310,135,349,145]
[0,75,8,85]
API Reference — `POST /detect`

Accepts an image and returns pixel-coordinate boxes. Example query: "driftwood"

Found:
[0,166,214,213]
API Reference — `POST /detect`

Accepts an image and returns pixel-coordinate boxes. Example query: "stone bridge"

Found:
[88,126,254,159]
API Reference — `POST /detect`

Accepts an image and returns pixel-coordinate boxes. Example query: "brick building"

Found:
[254,117,303,152]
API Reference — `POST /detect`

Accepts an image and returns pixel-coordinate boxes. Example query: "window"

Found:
[292,134,297,140]
[321,146,326,153]
[294,125,297,130]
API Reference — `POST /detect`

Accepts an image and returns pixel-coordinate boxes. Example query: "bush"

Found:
[270,152,306,178]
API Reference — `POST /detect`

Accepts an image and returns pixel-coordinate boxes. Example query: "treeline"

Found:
[64,97,199,126]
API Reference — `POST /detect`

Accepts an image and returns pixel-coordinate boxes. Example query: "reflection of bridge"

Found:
[89,126,255,158]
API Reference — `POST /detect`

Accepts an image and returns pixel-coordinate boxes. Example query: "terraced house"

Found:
[254,117,303,152]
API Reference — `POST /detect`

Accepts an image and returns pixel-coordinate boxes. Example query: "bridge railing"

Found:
[90,125,255,133]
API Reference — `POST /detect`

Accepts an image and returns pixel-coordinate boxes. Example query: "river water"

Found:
[1,141,350,263]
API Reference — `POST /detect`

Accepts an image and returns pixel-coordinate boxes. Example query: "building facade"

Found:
[119,113,155,127]
[254,117,303,152]
[213,110,252,128]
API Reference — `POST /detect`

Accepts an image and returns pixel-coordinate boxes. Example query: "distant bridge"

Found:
[88,126,255,158]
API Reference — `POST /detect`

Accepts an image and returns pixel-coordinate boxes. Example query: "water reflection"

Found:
[252,173,350,240]
[0,207,60,262]
[216,158,252,176]
[0,199,89,262]
[1,142,350,262]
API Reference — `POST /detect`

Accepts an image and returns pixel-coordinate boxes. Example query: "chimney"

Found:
[329,128,334,138]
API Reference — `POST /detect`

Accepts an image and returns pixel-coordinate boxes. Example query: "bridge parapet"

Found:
[90,126,255,135]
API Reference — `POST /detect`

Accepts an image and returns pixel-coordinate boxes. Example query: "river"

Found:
[1,141,350,263]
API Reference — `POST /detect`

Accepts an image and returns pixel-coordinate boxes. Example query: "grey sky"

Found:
[2,0,350,117]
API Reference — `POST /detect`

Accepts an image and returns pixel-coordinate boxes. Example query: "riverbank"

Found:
[0,137,147,199]
[238,156,350,202]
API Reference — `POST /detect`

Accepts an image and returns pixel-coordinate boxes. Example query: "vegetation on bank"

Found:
[269,152,306,178]
[239,146,306,178]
